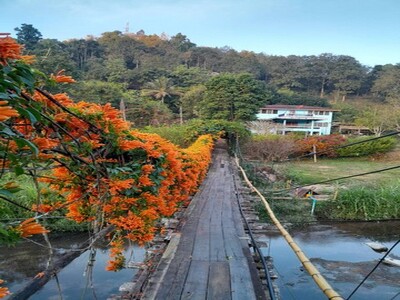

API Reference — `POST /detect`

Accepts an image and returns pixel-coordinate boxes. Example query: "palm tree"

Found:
[142,77,185,124]
[142,77,181,103]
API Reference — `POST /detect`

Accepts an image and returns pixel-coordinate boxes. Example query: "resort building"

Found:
[255,105,339,136]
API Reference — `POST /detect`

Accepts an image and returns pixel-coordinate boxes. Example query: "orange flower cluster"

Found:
[16,218,49,238]
[0,101,19,121]
[0,279,10,299]
[0,34,34,64]
[1,37,215,272]
[50,70,76,83]
[105,239,125,271]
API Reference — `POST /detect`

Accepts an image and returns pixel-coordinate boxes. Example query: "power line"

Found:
[270,164,400,194]
[346,239,400,300]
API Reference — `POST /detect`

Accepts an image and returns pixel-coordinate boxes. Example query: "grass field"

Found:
[270,156,400,220]
[277,157,400,187]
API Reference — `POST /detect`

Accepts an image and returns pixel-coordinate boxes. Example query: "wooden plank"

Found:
[180,260,210,300]
[230,259,257,300]
[207,262,231,299]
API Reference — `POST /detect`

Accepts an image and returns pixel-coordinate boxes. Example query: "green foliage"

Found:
[336,136,397,157]
[66,80,128,107]
[180,85,206,120]
[371,64,400,99]
[144,119,249,147]
[14,23,42,50]
[273,91,330,107]
[32,39,80,79]
[170,66,208,87]
[317,184,400,220]
[143,124,190,147]
[200,73,269,121]
[332,102,359,123]
[184,119,250,141]
[125,97,175,127]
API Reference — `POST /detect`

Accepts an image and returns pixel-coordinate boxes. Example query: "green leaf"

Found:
[0,189,14,198]
[0,92,11,100]
[0,127,17,136]
[14,165,24,176]
[16,107,39,124]
[14,137,39,156]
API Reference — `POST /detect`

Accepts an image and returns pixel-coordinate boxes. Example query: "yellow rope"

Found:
[235,156,343,300]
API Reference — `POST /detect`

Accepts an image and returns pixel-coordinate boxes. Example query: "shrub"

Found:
[242,135,297,161]
[294,134,347,158]
[336,136,397,157]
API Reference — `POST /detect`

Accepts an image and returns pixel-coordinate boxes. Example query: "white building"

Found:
[256,105,339,135]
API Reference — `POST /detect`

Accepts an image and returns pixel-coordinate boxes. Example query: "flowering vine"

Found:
[0,35,214,296]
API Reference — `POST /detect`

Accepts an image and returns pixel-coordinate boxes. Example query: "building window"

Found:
[260,109,278,114]
[315,122,328,127]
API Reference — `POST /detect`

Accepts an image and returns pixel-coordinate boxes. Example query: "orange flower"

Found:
[32,137,59,150]
[138,175,153,187]
[108,179,134,195]
[17,218,49,238]
[0,34,22,62]
[0,279,10,298]
[50,70,76,83]
[0,101,19,121]
[34,272,45,279]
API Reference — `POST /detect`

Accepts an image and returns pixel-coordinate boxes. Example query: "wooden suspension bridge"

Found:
[141,140,267,300]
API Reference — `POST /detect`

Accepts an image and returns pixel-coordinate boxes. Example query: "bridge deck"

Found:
[142,141,266,300]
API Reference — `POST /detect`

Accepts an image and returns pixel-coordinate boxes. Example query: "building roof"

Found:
[260,104,339,112]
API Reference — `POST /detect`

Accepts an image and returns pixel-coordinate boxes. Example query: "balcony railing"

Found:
[284,124,321,129]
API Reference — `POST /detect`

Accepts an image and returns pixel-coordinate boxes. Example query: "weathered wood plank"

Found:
[207,261,231,299]
[230,258,257,300]
[180,260,210,300]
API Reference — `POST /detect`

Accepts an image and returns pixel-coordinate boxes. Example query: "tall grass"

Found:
[317,184,400,220]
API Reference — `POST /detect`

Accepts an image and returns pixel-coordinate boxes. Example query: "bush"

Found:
[294,134,347,158]
[242,135,297,161]
[144,119,250,147]
[336,136,397,157]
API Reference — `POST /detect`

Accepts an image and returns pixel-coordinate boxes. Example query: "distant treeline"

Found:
[13,24,400,127]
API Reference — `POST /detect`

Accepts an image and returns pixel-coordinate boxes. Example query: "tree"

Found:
[355,104,392,136]
[306,53,336,98]
[330,55,366,101]
[66,80,128,107]
[170,33,196,52]
[262,55,306,91]
[170,65,209,87]
[124,96,175,127]
[64,38,103,70]
[31,39,79,78]
[371,64,400,100]
[14,23,42,50]
[199,73,269,121]
[142,76,181,103]
[180,84,206,119]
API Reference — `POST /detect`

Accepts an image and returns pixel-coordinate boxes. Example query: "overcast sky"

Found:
[2,0,400,67]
